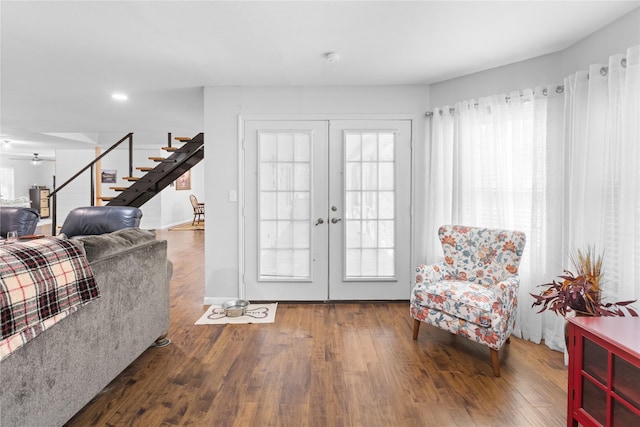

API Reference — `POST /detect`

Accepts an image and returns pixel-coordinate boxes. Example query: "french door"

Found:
[243,119,411,301]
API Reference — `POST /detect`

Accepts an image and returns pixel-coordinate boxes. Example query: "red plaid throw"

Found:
[1,236,99,360]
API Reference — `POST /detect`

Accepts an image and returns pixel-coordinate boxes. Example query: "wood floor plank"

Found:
[64,228,569,427]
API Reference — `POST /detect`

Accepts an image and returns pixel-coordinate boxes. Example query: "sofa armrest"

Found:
[76,228,156,262]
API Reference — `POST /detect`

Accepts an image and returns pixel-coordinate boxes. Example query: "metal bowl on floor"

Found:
[221,299,250,317]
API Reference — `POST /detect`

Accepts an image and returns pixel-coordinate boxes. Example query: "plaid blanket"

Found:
[0,236,99,360]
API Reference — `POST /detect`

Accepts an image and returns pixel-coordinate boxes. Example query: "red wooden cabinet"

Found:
[567,317,640,426]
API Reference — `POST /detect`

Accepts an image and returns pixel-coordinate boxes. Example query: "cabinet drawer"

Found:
[40,207,50,218]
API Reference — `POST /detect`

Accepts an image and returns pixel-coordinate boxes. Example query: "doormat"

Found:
[169,222,204,231]
[194,303,278,325]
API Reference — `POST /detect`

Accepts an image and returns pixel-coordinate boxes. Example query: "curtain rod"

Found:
[425,85,565,117]
[425,59,627,117]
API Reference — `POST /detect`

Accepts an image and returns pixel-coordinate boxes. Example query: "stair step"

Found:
[162,146,179,152]
[174,136,191,142]
[122,176,140,181]
[148,157,165,162]
[109,186,129,191]
[98,197,114,201]
[136,166,154,171]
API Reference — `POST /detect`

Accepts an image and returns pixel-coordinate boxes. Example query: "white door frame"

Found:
[238,114,416,301]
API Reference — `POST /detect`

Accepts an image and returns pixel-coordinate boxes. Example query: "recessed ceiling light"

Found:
[111,92,128,101]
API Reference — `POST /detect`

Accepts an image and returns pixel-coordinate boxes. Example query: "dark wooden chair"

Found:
[190,194,205,225]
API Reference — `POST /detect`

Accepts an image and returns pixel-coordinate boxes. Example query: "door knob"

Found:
[331,218,342,224]
[315,218,325,226]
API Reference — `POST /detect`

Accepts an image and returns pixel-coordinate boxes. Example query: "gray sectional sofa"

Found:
[0,228,172,427]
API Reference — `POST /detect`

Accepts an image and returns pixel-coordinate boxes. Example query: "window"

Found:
[0,167,15,200]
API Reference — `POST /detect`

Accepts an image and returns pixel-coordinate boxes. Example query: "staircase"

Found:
[104,133,204,208]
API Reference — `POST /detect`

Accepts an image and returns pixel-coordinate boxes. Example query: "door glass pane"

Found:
[260,193,277,219]
[258,131,312,280]
[345,220,361,248]
[292,192,310,219]
[378,249,395,276]
[344,131,396,279]
[294,134,310,161]
[260,221,277,248]
[345,192,361,219]
[260,163,277,190]
[293,164,310,191]
[345,163,361,190]
[345,133,361,161]
[362,163,378,190]
[362,133,378,161]
[379,192,394,219]
[362,221,377,248]
[362,192,378,219]
[379,133,394,160]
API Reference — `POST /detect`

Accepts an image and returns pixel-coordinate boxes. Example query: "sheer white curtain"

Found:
[424,89,565,349]
[564,45,640,306]
[421,45,640,351]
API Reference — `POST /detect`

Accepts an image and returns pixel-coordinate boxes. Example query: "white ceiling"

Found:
[1,0,638,156]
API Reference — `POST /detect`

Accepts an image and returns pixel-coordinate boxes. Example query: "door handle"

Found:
[315,218,325,226]
[331,218,342,224]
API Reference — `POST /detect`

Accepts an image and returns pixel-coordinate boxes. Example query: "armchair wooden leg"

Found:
[413,319,421,340]
[490,348,500,377]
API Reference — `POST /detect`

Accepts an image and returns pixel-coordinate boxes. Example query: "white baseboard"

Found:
[159,218,193,230]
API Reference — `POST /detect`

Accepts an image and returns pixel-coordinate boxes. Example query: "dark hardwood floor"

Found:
[65,227,568,426]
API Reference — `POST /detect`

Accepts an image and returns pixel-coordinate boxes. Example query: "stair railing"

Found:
[49,132,134,233]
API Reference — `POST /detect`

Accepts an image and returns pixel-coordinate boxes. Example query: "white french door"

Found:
[243,119,411,301]
[328,120,411,300]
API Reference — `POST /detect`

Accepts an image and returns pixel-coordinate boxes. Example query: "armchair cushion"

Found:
[413,280,498,328]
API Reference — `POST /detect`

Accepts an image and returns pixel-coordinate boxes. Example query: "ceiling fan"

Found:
[8,153,55,166]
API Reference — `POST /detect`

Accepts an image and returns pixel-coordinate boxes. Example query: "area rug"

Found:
[169,222,204,231]
[195,303,278,325]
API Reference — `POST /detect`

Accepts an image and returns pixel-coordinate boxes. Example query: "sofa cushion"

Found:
[76,228,157,262]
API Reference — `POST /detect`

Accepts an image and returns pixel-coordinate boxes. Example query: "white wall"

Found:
[430,8,640,108]
[561,8,640,77]
[160,160,205,228]
[0,157,55,200]
[203,85,430,303]
[430,52,563,107]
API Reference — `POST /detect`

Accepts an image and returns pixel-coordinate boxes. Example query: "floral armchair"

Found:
[410,225,526,377]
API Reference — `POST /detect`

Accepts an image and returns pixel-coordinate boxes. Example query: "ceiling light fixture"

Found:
[324,52,340,63]
[111,92,128,101]
[31,153,42,166]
